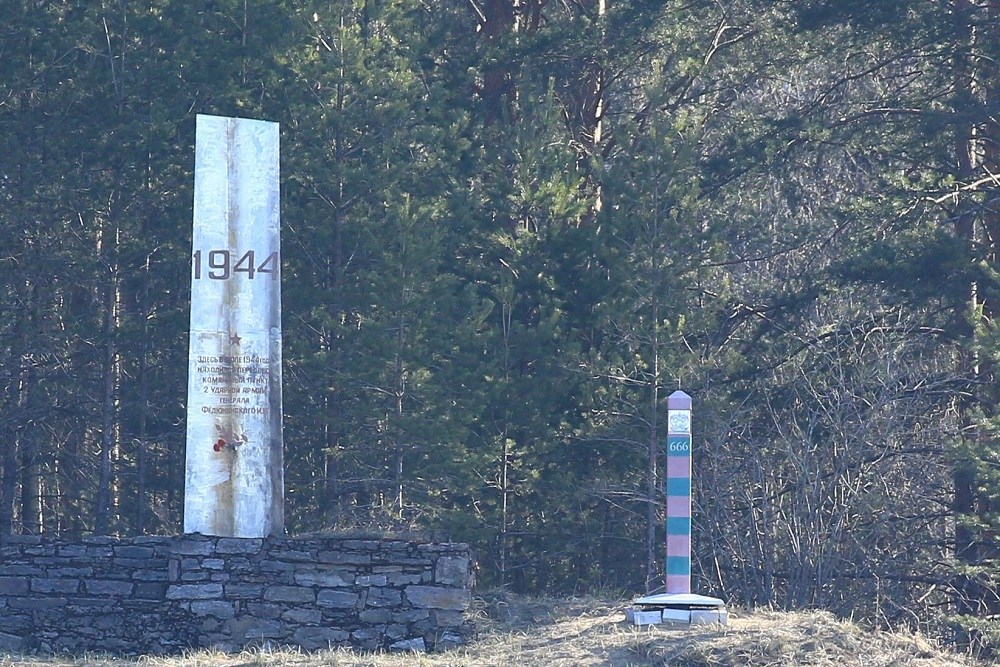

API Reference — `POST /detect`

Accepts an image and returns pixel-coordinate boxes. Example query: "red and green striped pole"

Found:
[666,390,692,593]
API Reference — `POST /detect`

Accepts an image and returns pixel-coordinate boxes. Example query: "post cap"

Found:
[667,390,692,410]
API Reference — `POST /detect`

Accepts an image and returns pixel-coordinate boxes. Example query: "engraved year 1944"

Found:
[192,249,279,280]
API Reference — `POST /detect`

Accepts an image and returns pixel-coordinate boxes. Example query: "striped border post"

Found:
[665,390,693,593]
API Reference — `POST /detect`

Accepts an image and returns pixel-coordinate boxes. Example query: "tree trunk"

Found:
[95,209,122,536]
[646,181,661,591]
[480,0,516,124]
[136,249,152,534]
[0,425,17,540]
[320,4,350,526]
[951,0,981,613]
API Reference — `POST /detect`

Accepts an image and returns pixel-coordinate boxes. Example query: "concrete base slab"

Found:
[691,609,728,625]
[630,609,664,625]
[626,592,729,627]
[634,592,725,608]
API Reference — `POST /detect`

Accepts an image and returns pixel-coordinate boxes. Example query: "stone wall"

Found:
[0,534,473,655]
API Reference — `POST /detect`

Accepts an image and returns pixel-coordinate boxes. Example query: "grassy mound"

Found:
[468,596,975,667]
[0,596,981,666]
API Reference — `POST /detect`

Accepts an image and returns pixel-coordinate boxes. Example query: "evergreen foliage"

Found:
[5,0,1000,649]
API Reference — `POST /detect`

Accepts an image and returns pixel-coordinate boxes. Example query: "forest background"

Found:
[6,0,1000,647]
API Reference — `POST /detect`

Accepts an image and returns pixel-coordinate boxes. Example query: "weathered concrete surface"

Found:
[185,114,283,538]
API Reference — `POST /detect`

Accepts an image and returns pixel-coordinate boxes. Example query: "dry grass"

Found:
[0,596,984,667]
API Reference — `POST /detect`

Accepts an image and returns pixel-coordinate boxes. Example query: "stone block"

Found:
[86,546,115,558]
[131,570,169,582]
[113,545,155,559]
[258,560,298,575]
[165,583,224,600]
[389,637,426,652]
[435,556,470,587]
[32,578,79,594]
[282,608,321,625]
[392,609,430,623]
[417,544,461,554]
[405,586,470,611]
[0,615,32,632]
[316,590,360,609]
[120,598,160,612]
[292,626,349,650]
[68,623,99,637]
[386,572,423,586]
[134,582,168,599]
[216,538,262,554]
[270,549,315,562]
[33,556,72,565]
[47,567,94,578]
[92,614,124,631]
[66,598,115,613]
[356,574,388,586]
[360,608,392,623]
[191,601,236,619]
[245,602,283,619]
[0,631,27,652]
[293,571,353,587]
[173,539,216,556]
[23,546,53,557]
[351,627,382,641]
[342,540,380,551]
[202,558,225,570]
[317,551,371,565]
[385,623,407,640]
[430,609,466,627]
[354,637,380,651]
[84,580,134,596]
[224,583,265,599]
[57,544,88,557]
[366,587,402,607]
[0,565,43,577]
[225,557,254,572]
[200,617,223,633]
[114,557,167,569]
[9,597,68,610]
[0,576,29,595]
[181,557,203,570]
[264,585,315,603]
[242,619,283,640]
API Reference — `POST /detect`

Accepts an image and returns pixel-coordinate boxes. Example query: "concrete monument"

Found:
[184,114,283,538]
